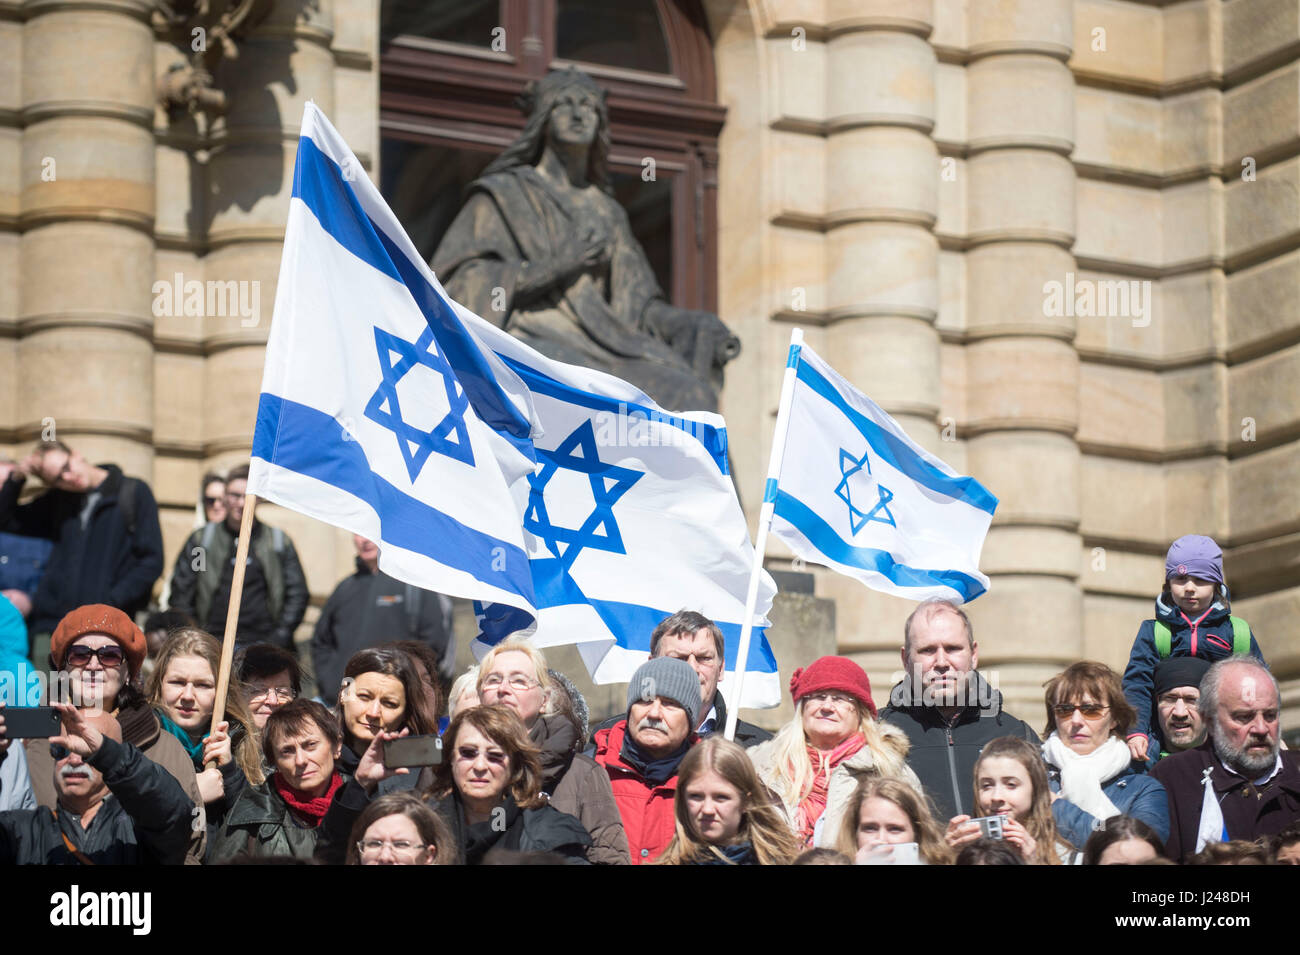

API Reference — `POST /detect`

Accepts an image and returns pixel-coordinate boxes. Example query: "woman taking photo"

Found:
[426,704,592,864]
[346,792,453,865]
[1041,662,1169,850]
[836,776,952,865]
[748,656,918,847]
[336,647,438,792]
[147,628,264,830]
[946,736,1070,864]
[656,737,800,865]
[476,637,627,864]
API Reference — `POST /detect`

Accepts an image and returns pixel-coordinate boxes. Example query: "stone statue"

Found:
[431,67,740,412]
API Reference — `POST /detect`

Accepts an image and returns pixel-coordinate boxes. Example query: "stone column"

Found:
[962,0,1080,715]
[18,0,157,478]
[820,1,941,682]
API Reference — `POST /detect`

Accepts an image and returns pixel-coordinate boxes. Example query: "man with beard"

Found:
[1152,657,1300,861]
[589,657,700,863]
[1148,656,1211,765]
[880,598,1039,820]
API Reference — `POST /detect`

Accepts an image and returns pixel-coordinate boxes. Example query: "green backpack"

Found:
[1152,616,1251,658]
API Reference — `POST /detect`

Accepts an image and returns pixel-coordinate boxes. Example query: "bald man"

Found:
[0,704,193,864]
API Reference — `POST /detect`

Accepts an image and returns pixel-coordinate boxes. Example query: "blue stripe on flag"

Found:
[774,490,988,601]
[497,354,729,474]
[291,136,534,453]
[795,361,997,515]
[763,478,778,503]
[252,392,535,599]
[786,343,802,368]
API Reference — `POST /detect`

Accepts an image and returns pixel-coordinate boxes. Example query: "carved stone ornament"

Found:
[154,0,274,120]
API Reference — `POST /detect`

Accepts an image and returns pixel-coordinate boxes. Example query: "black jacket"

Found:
[0,737,193,865]
[433,791,592,865]
[310,560,455,699]
[0,466,164,634]
[880,672,1041,821]
[588,691,772,753]
[206,776,337,864]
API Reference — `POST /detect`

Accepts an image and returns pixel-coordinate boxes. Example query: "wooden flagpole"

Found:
[210,491,259,738]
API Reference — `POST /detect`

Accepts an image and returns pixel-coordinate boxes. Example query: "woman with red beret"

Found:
[747,656,921,848]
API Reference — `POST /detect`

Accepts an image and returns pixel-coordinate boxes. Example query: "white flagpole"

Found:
[725,327,804,740]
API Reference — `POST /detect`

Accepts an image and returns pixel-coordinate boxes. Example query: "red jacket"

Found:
[590,721,692,865]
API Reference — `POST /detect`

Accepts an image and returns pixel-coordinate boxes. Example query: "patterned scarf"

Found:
[795,733,866,845]
[272,771,343,827]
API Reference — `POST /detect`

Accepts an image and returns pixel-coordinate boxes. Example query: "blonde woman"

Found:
[748,656,919,848]
[146,628,264,832]
[476,637,628,864]
[656,736,800,865]
[835,776,953,865]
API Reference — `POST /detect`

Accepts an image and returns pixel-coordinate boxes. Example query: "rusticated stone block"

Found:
[826,31,935,129]
[968,55,1074,152]
[1076,361,1162,452]
[967,431,1080,527]
[825,221,937,318]
[968,149,1075,244]
[965,337,1079,433]
[1079,455,1164,545]
[826,126,936,223]
[1229,343,1300,447]
[1226,248,1300,355]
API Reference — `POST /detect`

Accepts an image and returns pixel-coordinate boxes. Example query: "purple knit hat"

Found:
[1165,535,1223,586]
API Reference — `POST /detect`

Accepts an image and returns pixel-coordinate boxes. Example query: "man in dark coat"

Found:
[0,441,163,649]
[0,704,193,865]
[1152,657,1300,862]
[310,535,456,700]
[588,610,772,749]
[168,464,308,650]
[880,598,1040,821]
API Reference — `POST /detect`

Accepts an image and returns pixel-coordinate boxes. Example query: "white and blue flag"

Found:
[248,103,541,615]
[770,342,997,603]
[458,308,782,709]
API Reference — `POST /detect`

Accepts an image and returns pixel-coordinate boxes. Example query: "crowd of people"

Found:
[0,440,1297,866]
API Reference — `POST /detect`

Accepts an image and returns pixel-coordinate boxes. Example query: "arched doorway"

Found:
[378,0,725,312]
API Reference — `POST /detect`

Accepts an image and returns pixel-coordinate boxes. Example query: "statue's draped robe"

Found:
[431,166,716,411]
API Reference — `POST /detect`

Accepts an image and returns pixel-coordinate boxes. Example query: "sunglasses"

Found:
[1052,702,1109,718]
[64,644,126,668]
[204,496,222,507]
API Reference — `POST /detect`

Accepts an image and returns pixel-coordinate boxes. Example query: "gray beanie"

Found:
[627,657,702,729]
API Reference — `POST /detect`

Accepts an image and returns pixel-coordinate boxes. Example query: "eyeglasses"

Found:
[246,685,296,704]
[357,839,427,859]
[203,496,222,507]
[481,674,539,692]
[49,743,70,761]
[805,692,857,708]
[1052,702,1109,718]
[65,644,125,668]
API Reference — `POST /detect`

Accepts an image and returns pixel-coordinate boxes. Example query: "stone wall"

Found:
[710,0,1299,730]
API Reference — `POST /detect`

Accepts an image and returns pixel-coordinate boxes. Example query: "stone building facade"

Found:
[1,0,1295,728]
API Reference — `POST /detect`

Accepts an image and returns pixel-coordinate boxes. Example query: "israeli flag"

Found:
[248,103,541,615]
[771,342,997,602]
[459,308,782,709]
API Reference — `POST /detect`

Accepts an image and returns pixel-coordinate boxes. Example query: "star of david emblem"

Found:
[834,447,896,535]
[524,420,643,573]
[364,325,474,481]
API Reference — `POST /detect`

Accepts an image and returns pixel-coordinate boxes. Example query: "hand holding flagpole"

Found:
[725,328,803,741]
[210,490,258,738]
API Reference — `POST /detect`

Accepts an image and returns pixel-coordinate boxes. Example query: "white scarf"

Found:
[1042,733,1131,823]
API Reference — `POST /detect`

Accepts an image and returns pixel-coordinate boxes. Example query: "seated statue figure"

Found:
[431,67,740,412]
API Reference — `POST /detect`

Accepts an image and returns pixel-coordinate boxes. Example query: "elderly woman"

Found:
[427,705,591,864]
[346,792,454,866]
[147,628,264,832]
[1041,661,1170,850]
[207,699,346,863]
[335,647,438,793]
[748,656,919,848]
[476,637,627,864]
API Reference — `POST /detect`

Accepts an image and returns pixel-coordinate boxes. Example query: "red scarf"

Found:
[795,733,866,845]
[272,771,343,827]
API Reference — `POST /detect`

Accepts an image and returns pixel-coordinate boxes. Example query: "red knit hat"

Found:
[789,655,876,717]
[51,604,147,677]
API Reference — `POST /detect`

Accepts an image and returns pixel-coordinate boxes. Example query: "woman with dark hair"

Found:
[1041,661,1169,850]
[1083,815,1165,865]
[207,699,346,863]
[427,705,591,864]
[955,838,1025,865]
[656,737,800,866]
[346,792,453,866]
[335,647,438,794]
